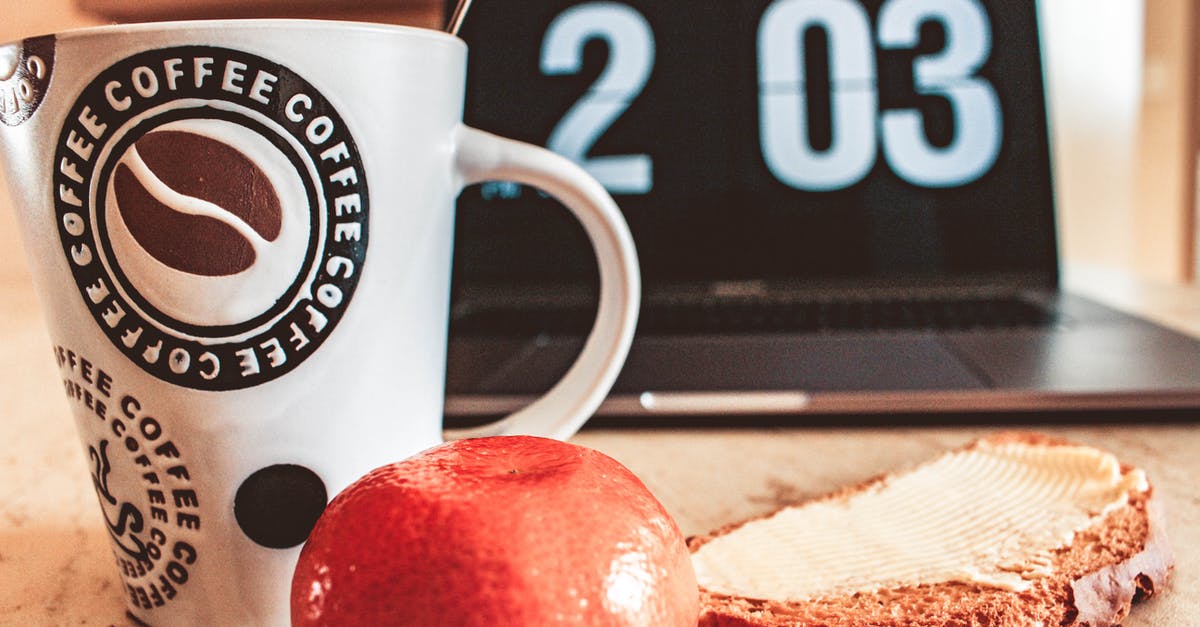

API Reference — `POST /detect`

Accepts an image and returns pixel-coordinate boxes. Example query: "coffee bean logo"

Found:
[53,46,369,390]
[105,118,314,329]
[113,130,283,277]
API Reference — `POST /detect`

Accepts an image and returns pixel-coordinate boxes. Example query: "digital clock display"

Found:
[451,0,1056,291]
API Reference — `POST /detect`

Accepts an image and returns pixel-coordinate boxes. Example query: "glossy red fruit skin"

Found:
[291,436,699,626]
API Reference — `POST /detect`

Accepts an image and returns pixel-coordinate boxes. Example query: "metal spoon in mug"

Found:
[446,0,475,36]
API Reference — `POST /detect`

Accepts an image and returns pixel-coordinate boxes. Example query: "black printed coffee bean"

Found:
[113,130,282,276]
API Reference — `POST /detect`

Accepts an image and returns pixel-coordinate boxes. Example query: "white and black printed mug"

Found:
[0,19,639,626]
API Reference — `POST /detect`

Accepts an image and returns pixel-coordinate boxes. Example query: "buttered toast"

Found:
[689,433,1173,627]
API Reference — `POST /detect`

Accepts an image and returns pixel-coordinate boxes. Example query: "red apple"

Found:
[291,435,698,626]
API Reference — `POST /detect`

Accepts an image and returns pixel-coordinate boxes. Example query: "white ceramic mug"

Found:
[0,19,639,626]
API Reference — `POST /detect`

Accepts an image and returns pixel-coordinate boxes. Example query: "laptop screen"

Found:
[450,0,1057,294]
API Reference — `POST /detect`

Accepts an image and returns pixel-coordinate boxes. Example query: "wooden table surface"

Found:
[0,262,1196,625]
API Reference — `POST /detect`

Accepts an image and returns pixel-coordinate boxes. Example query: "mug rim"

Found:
[2,17,465,50]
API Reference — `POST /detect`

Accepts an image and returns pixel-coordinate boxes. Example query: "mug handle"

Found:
[448,126,641,440]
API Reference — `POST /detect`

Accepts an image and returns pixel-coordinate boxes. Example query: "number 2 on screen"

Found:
[541,2,655,195]
[540,0,1001,193]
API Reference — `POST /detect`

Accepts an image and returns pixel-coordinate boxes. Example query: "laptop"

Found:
[442,0,1200,424]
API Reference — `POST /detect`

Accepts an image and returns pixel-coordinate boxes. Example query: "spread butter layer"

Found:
[691,440,1148,600]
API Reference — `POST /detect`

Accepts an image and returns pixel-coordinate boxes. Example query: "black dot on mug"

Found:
[234,464,327,549]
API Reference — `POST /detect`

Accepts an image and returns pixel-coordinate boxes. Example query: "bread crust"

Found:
[690,432,1174,627]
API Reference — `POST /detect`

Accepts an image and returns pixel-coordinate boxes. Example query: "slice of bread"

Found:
[688,432,1173,627]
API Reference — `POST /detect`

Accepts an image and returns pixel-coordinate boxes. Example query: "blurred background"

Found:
[0,0,1197,288]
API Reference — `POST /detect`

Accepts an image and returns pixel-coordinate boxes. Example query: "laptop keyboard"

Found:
[451,296,1056,336]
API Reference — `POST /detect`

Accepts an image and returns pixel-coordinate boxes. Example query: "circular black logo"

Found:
[52,46,368,390]
[0,35,54,126]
